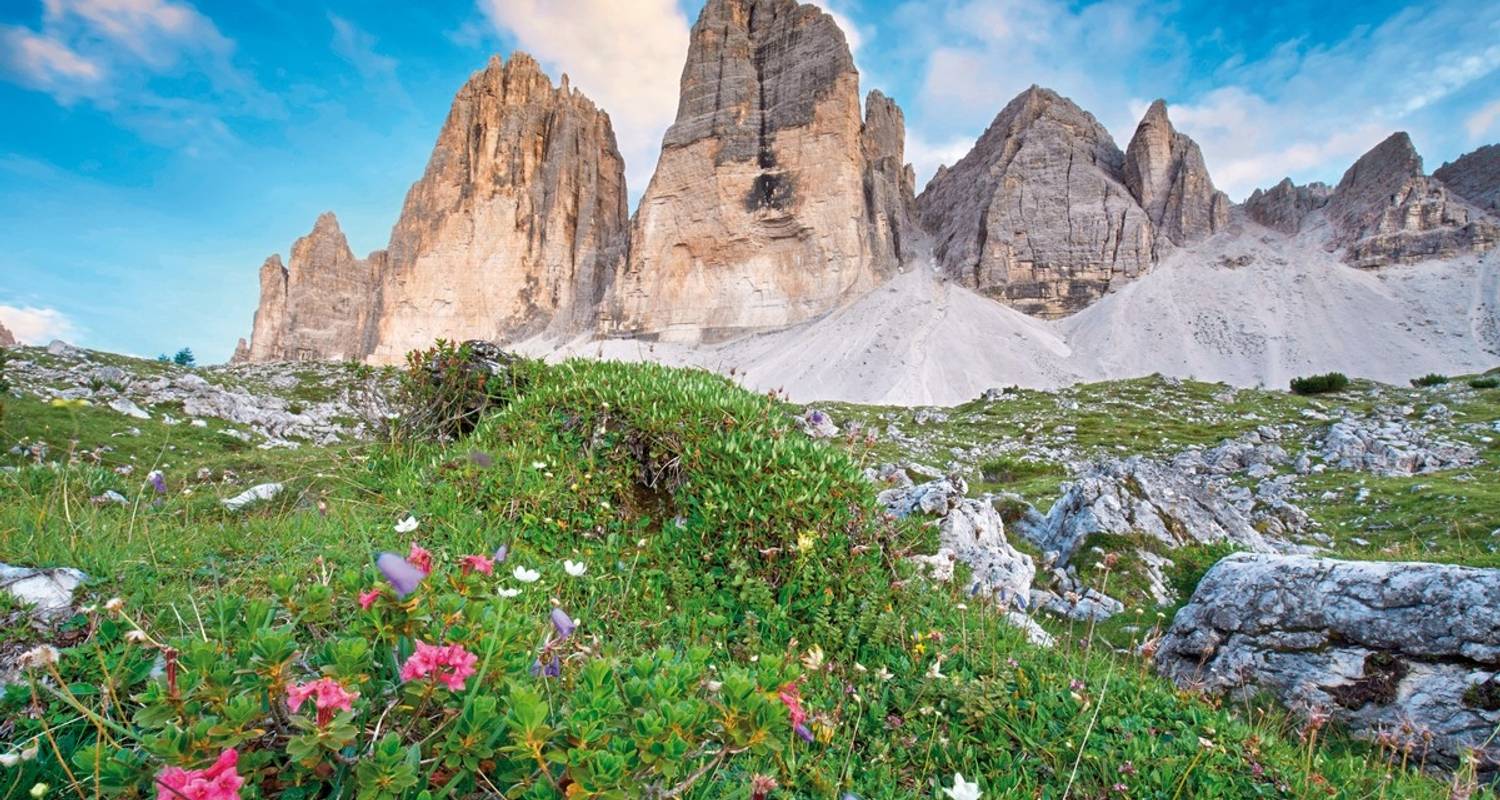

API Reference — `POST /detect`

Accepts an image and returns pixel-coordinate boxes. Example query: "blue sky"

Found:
[2,0,1497,362]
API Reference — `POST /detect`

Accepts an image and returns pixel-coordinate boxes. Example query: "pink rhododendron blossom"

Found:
[407,543,433,575]
[287,677,358,726]
[778,681,815,743]
[357,588,381,610]
[460,554,494,575]
[155,749,243,800]
[400,641,478,691]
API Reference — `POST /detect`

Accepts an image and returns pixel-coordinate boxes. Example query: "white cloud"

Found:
[480,0,691,198]
[0,304,81,345]
[328,13,404,101]
[1467,100,1500,141]
[0,25,104,99]
[906,131,976,188]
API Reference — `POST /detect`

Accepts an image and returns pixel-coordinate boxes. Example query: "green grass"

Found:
[0,359,1492,798]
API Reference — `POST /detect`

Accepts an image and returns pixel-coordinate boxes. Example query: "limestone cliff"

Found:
[917,86,1154,318]
[367,53,628,361]
[1434,143,1500,217]
[245,215,378,362]
[1244,178,1331,235]
[606,0,910,342]
[861,90,921,271]
[1327,133,1497,268]
[0,320,15,347]
[1122,100,1229,247]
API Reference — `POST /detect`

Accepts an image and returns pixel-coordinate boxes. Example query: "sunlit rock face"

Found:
[606,0,914,343]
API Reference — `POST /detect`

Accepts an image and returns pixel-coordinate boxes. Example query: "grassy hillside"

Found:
[0,354,1492,798]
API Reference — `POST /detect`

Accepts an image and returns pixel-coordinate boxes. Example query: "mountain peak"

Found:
[1123,98,1228,246]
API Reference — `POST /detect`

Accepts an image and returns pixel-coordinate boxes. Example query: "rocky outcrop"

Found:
[1122,100,1229,246]
[1434,143,1500,217]
[607,0,910,342]
[0,321,15,347]
[917,86,1154,318]
[368,53,628,361]
[1156,554,1500,773]
[862,90,921,270]
[247,216,379,362]
[242,52,629,364]
[1318,409,1479,476]
[1243,178,1331,234]
[1326,133,1498,268]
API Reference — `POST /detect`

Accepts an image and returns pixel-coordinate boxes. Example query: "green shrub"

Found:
[390,340,536,443]
[1288,372,1349,395]
[1468,376,1499,389]
[1410,373,1449,387]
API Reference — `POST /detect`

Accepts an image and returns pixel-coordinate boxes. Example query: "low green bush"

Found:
[1468,376,1499,389]
[1411,373,1449,387]
[1288,372,1349,395]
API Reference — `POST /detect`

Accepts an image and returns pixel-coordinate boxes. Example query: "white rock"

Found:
[108,398,151,420]
[222,483,284,511]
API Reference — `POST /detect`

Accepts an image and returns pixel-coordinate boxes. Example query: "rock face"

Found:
[1434,143,1500,217]
[607,0,914,342]
[1318,410,1478,476]
[0,320,15,347]
[1243,178,1331,234]
[917,86,1155,318]
[1122,100,1229,247]
[247,216,378,362]
[1326,133,1498,268]
[242,53,629,364]
[1156,554,1500,773]
[368,53,628,361]
[861,90,921,270]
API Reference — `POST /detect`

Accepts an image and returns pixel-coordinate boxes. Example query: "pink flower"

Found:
[460,554,494,576]
[155,749,243,800]
[778,681,814,743]
[287,677,358,725]
[400,641,478,692]
[407,543,433,575]
[357,588,381,610]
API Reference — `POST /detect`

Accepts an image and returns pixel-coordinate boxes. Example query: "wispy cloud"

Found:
[1467,99,1500,141]
[478,0,691,198]
[328,12,404,101]
[0,304,81,345]
[0,0,280,152]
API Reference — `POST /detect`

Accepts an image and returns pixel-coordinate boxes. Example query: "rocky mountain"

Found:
[1243,178,1332,234]
[238,53,628,364]
[916,86,1155,318]
[1121,100,1230,247]
[1434,143,1500,217]
[368,53,628,362]
[246,214,379,362]
[1325,132,1498,268]
[0,321,15,347]
[604,0,914,342]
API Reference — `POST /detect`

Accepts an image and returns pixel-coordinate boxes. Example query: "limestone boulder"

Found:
[1122,100,1229,247]
[1156,554,1500,773]
[917,86,1154,318]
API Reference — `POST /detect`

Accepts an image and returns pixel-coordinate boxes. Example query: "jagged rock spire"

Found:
[1122,99,1229,246]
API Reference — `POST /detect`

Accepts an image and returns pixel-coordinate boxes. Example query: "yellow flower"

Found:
[913,642,927,656]
[796,531,815,554]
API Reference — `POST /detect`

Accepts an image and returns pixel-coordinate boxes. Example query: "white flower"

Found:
[394,516,419,534]
[513,566,541,583]
[0,753,19,768]
[19,645,59,670]
[926,658,946,680]
[19,745,38,762]
[853,662,868,673]
[30,783,49,799]
[942,772,982,800]
[563,560,587,577]
[875,666,893,682]
[104,597,124,613]
[531,461,547,470]
[497,587,522,598]
[125,630,149,644]
[801,645,825,672]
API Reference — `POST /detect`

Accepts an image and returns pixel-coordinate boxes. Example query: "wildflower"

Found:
[531,461,547,470]
[375,553,425,598]
[563,559,587,577]
[460,554,494,576]
[0,753,17,768]
[400,641,478,691]
[126,629,150,644]
[777,681,815,743]
[530,655,562,678]
[796,531,815,554]
[406,542,433,575]
[854,662,867,673]
[926,658,946,680]
[801,645,825,672]
[750,774,779,800]
[30,784,48,799]
[550,607,577,641]
[497,586,521,598]
[874,666,893,682]
[357,588,381,610]
[104,597,124,613]
[513,566,541,583]
[287,677,358,726]
[493,544,509,563]
[20,745,38,762]
[942,772,982,800]
[19,645,59,670]
[1198,736,1216,750]
[394,516,419,534]
[154,749,243,800]
[147,470,167,495]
